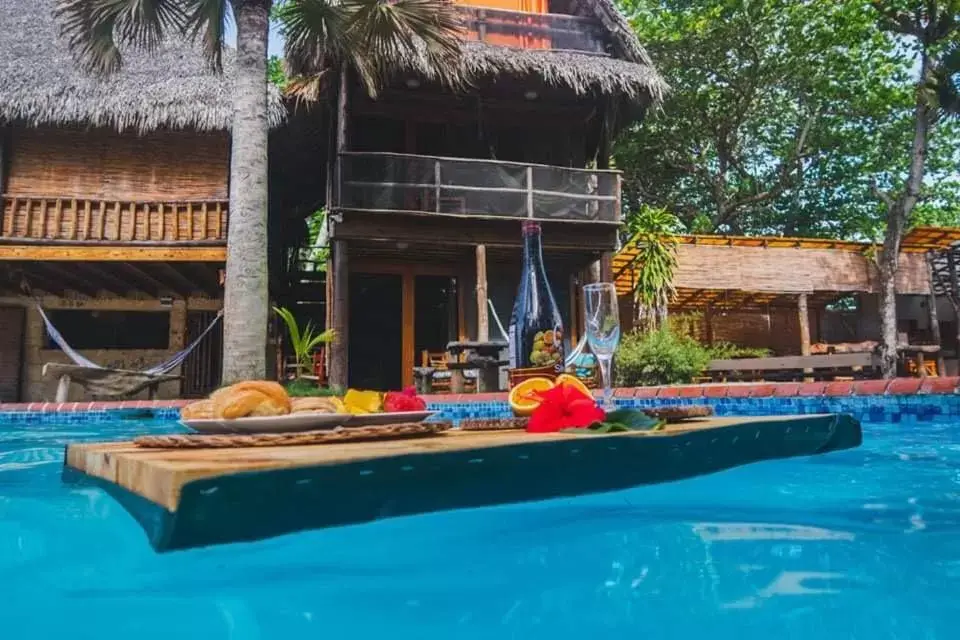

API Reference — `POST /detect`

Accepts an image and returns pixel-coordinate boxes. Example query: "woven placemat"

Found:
[642,405,714,422]
[459,417,529,431]
[134,422,453,449]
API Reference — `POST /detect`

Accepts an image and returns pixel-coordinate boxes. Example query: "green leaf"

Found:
[560,410,665,435]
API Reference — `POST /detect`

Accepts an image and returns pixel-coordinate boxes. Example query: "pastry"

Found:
[207,381,292,419]
[291,397,342,414]
[180,399,214,420]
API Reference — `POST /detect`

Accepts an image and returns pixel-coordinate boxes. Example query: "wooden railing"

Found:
[338,152,621,223]
[0,195,228,243]
[457,7,609,55]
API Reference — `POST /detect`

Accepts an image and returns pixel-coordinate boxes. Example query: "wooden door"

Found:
[0,307,24,402]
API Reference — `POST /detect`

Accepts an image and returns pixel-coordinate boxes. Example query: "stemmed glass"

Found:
[583,283,621,411]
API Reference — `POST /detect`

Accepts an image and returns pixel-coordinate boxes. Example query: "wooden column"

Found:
[949,250,960,355]
[329,239,349,389]
[798,293,811,356]
[401,270,415,390]
[333,66,349,211]
[0,125,6,227]
[599,251,614,284]
[704,305,715,346]
[926,253,946,376]
[476,245,489,341]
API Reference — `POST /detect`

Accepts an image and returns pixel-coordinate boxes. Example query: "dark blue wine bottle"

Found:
[508,222,564,372]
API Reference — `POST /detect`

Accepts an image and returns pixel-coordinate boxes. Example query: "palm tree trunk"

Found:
[222,0,271,383]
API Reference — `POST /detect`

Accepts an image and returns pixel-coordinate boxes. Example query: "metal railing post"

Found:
[435,160,442,213]
[526,166,534,218]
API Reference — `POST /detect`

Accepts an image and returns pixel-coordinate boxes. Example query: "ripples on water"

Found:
[1,417,959,639]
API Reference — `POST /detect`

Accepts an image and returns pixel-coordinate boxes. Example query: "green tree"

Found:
[614,0,960,238]
[870,0,960,377]
[57,0,465,384]
[624,206,680,333]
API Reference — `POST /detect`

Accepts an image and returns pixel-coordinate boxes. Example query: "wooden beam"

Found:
[329,239,349,388]
[705,304,715,345]
[31,262,100,297]
[798,293,812,379]
[150,262,202,296]
[0,245,226,262]
[476,244,489,342]
[72,263,141,297]
[0,125,7,225]
[600,251,614,284]
[402,269,415,389]
[118,263,170,296]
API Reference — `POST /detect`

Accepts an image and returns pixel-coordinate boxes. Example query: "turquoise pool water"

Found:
[1,413,958,639]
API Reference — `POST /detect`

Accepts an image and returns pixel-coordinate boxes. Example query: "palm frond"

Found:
[342,0,465,97]
[278,0,348,77]
[55,0,189,75]
[184,0,230,72]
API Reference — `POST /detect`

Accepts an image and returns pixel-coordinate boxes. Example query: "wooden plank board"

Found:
[63,414,861,552]
[0,244,226,262]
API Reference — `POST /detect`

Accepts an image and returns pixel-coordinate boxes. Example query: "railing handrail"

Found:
[338,151,622,176]
[455,6,601,26]
[1,193,228,205]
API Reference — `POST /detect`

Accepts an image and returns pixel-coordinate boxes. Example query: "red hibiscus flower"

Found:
[526,383,605,433]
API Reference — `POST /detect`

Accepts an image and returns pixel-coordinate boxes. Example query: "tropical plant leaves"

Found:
[561,409,665,434]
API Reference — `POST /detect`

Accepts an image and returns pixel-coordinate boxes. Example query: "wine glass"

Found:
[583,283,621,410]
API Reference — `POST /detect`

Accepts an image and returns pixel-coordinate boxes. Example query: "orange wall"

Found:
[457,0,547,11]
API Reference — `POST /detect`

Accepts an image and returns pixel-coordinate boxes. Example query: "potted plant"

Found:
[273,306,335,391]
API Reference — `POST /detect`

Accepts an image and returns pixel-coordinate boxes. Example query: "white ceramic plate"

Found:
[346,411,437,427]
[181,411,437,434]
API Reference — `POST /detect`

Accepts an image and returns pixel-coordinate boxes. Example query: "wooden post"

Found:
[705,304,715,346]
[55,375,71,403]
[329,239,349,388]
[401,270,415,389]
[334,66,349,211]
[0,125,6,231]
[926,252,946,376]
[600,251,614,284]
[798,293,812,380]
[476,245,489,341]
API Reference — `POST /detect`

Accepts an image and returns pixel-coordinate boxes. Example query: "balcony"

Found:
[337,152,621,224]
[0,195,228,243]
[457,7,608,55]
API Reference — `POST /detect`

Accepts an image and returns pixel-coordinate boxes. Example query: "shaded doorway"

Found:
[349,273,403,390]
[0,307,24,402]
[182,310,223,398]
[415,275,460,369]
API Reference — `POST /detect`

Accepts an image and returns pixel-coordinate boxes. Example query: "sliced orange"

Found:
[555,373,593,400]
[508,377,555,416]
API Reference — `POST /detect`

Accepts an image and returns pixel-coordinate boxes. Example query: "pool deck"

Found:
[2,377,958,414]
[63,414,862,551]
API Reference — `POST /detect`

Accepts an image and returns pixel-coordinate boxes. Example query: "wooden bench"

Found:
[707,353,880,382]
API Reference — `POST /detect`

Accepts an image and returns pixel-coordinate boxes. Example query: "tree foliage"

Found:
[614,0,960,239]
[624,206,681,332]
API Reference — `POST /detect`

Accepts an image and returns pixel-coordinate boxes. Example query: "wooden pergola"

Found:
[614,227,960,358]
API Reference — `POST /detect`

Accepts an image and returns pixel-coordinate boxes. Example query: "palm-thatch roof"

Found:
[0,0,285,134]
[397,1,665,108]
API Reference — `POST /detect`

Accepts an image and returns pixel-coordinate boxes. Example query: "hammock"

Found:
[37,306,223,375]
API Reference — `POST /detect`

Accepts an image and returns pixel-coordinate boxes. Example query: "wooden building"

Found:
[613,230,960,373]
[304,0,666,390]
[0,0,283,402]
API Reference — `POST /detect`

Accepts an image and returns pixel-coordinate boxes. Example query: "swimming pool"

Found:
[1,404,958,639]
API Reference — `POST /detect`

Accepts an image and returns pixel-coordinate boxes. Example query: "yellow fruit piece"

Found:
[508,377,555,417]
[328,396,346,413]
[343,389,382,414]
[555,374,593,400]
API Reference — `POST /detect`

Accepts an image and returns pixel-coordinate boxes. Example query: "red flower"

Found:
[526,383,604,433]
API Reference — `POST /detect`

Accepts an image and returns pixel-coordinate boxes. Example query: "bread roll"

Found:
[180,399,214,420]
[291,397,340,414]
[230,380,292,414]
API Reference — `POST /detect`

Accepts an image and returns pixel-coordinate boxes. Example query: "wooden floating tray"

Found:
[63,414,861,552]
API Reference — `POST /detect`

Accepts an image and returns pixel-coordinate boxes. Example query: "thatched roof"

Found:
[397,41,665,108]
[0,0,285,133]
[396,1,665,108]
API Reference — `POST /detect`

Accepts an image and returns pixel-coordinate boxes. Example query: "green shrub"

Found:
[615,328,712,387]
[284,378,343,398]
[707,341,771,359]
